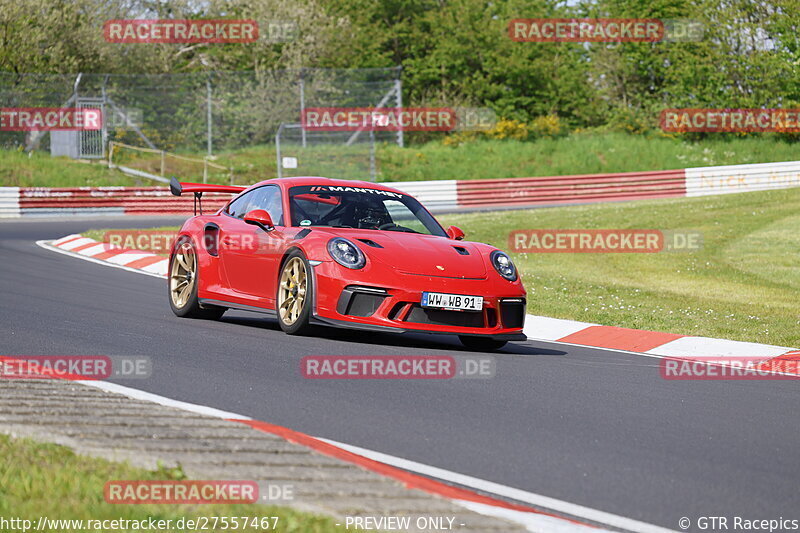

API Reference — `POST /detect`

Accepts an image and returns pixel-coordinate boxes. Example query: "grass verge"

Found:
[0,433,351,533]
[3,133,799,187]
[78,188,800,347]
[0,150,148,188]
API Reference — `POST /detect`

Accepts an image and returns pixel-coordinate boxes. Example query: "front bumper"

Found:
[310,260,527,340]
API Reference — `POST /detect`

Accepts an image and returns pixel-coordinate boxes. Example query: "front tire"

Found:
[459,336,507,352]
[168,237,225,320]
[276,251,313,335]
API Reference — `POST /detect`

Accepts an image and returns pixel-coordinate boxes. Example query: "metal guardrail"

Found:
[685,160,800,197]
[2,160,799,218]
[0,187,20,218]
[456,169,688,208]
[11,186,230,216]
[390,180,458,211]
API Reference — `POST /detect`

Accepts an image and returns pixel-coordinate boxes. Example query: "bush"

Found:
[484,119,530,141]
[529,115,562,138]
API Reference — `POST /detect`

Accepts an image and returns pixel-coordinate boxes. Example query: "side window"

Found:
[249,185,284,226]
[226,191,255,219]
[227,186,283,224]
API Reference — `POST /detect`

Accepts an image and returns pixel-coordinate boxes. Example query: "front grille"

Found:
[405,305,485,328]
[348,293,385,317]
[337,287,388,318]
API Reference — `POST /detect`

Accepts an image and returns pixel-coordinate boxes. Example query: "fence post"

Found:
[394,68,404,148]
[369,129,376,182]
[101,75,109,159]
[299,69,307,148]
[206,77,213,156]
[275,123,284,179]
[160,150,165,177]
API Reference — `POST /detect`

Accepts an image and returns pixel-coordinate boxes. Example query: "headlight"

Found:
[490,250,517,281]
[327,237,366,269]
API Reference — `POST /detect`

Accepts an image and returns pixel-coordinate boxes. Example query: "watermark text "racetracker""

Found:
[105,480,258,504]
[302,107,455,132]
[660,354,800,380]
[104,19,258,43]
[104,230,270,254]
[509,18,663,42]
[661,108,800,133]
[0,108,101,131]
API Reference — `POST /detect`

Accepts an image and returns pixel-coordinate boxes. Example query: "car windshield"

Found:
[288,185,446,237]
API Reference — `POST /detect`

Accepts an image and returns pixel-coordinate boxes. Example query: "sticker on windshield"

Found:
[308,185,403,199]
[300,219,312,226]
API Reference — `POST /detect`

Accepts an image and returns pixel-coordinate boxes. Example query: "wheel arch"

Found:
[277,245,317,318]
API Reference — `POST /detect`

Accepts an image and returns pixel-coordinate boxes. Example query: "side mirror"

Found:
[243,209,275,232]
[446,226,465,240]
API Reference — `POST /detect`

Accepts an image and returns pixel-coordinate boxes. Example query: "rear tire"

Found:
[168,236,225,320]
[276,250,314,335]
[459,336,507,352]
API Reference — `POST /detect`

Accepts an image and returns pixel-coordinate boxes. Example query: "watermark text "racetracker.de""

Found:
[301,355,495,379]
[509,229,703,253]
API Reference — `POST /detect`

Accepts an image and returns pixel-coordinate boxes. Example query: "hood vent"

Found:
[358,239,383,248]
[453,246,470,255]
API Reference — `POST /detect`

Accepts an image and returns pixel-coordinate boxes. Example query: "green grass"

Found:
[0,150,145,188]
[0,434,351,533]
[79,187,800,347]
[378,134,800,181]
[3,133,799,187]
[212,133,800,183]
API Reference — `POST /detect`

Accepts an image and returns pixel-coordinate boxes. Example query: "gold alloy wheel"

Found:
[278,257,307,325]
[170,242,196,309]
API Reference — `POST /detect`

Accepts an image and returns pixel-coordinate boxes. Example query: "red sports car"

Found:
[168,176,527,351]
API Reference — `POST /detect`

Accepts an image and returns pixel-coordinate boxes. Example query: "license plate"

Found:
[421,292,483,312]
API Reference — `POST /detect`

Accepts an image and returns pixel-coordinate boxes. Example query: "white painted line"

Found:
[141,259,169,276]
[106,252,154,266]
[52,233,82,246]
[646,336,793,360]
[524,315,599,342]
[58,237,95,251]
[318,438,676,533]
[454,499,610,533]
[77,243,113,256]
[76,380,253,420]
[36,240,165,280]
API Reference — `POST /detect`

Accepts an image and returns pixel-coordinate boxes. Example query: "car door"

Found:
[218,185,286,303]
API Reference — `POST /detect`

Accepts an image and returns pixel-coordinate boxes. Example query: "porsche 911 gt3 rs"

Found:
[168,176,527,351]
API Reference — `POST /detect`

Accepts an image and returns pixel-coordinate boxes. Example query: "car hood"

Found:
[325,229,488,278]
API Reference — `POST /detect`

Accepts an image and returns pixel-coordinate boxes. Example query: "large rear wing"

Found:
[170,177,246,215]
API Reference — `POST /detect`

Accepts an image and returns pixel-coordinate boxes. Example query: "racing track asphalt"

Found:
[2,217,799,531]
